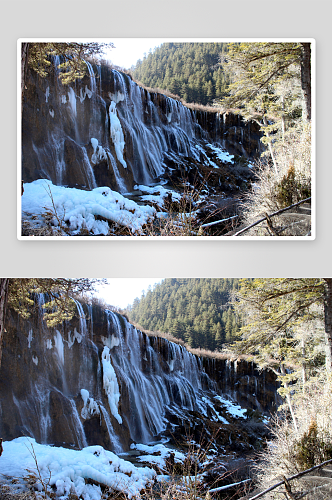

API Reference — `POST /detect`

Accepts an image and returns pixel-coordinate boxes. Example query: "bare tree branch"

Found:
[233,198,311,236]
[248,458,332,499]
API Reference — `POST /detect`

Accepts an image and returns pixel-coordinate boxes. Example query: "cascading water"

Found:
[0,298,278,454]
[22,59,261,194]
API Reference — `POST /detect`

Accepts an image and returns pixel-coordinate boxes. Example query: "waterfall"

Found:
[99,404,123,454]
[0,299,278,453]
[69,399,88,448]
[23,59,260,197]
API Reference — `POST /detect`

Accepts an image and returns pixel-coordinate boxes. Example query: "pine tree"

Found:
[131,42,230,106]
[232,278,332,373]
[127,278,241,350]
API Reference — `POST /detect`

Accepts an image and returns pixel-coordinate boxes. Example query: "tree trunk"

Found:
[323,278,332,373]
[300,42,311,122]
[280,362,298,432]
[301,337,307,391]
[0,279,9,368]
[263,116,278,174]
[21,42,29,109]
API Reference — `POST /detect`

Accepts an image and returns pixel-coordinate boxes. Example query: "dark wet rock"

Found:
[22,62,262,197]
[0,302,277,458]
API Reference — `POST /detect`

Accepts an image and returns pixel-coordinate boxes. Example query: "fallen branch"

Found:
[209,478,252,493]
[233,197,311,236]
[200,215,239,229]
[248,458,332,499]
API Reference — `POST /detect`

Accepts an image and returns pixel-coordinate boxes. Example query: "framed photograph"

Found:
[18,39,315,239]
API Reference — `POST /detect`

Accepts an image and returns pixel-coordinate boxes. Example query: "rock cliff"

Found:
[0,299,279,453]
[22,60,262,195]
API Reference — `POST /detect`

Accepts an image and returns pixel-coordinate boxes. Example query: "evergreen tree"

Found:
[132,42,230,106]
[126,278,241,350]
[231,278,332,373]
[222,42,311,121]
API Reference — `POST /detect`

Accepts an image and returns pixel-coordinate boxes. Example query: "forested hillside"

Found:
[126,278,242,350]
[131,42,230,106]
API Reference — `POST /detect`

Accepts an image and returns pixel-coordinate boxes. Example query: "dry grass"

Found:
[237,124,312,237]
[251,375,332,499]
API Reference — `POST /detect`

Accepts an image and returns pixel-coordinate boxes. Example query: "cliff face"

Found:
[22,60,262,194]
[0,299,279,453]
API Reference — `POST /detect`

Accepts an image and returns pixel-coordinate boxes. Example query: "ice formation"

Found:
[67,87,77,116]
[27,329,33,348]
[80,389,100,420]
[109,101,127,168]
[67,328,83,348]
[102,346,122,424]
[90,138,108,165]
[101,334,120,349]
[53,330,64,365]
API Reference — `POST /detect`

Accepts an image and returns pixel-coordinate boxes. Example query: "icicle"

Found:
[109,101,127,168]
[102,346,122,424]
[53,330,64,365]
[67,87,77,116]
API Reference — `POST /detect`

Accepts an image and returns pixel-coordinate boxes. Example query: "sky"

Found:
[104,38,168,69]
[95,278,164,309]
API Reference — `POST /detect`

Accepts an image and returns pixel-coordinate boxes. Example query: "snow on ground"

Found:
[206,144,234,163]
[130,443,186,469]
[214,395,247,419]
[194,143,234,167]
[0,437,156,499]
[21,180,156,235]
[134,184,182,207]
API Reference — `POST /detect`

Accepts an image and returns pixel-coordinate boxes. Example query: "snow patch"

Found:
[134,184,182,209]
[0,437,156,500]
[214,395,247,419]
[207,143,234,163]
[131,443,186,469]
[22,179,156,235]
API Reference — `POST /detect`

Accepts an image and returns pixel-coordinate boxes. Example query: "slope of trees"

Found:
[126,278,242,350]
[131,42,230,106]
